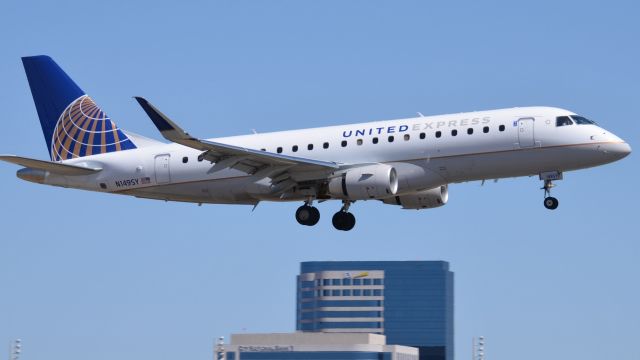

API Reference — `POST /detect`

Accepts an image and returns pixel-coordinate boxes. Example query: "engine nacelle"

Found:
[382,185,449,209]
[328,164,398,200]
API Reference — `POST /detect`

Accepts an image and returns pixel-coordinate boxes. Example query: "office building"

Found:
[225,332,418,360]
[296,261,453,360]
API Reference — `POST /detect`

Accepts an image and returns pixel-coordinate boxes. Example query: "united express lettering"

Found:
[342,117,491,138]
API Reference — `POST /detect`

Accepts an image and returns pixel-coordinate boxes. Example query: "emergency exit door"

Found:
[154,154,171,184]
[517,118,535,148]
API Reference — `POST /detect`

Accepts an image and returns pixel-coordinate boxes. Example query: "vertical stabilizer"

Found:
[22,55,136,161]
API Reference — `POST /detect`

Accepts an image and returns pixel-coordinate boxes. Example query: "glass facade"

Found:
[296,261,453,360]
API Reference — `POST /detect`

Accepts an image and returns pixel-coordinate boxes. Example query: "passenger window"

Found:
[404,134,410,141]
[388,136,394,143]
[372,137,379,144]
[451,129,458,136]
[435,131,442,138]
[419,132,426,139]
[357,139,363,146]
[341,140,347,147]
[483,126,489,133]
[556,116,573,127]
[292,145,298,152]
[308,144,313,150]
[182,156,188,163]
[277,147,283,153]
[467,128,473,135]
[499,125,505,132]
[323,142,329,149]
[260,148,266,151]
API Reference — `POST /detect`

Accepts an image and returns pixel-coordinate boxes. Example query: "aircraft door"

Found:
[154,154,171,184]
[517,117,535,148]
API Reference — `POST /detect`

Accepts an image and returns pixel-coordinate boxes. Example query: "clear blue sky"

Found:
[1,1,638,360]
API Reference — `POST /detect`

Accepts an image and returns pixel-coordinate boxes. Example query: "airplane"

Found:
[0,55,632,231]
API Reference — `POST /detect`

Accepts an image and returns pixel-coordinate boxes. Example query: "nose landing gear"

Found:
[540,171,562,210]
[332,200,356,231]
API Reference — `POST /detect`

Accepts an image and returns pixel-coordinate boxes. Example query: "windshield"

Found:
[570,115,597,125]
[556,116,573,127]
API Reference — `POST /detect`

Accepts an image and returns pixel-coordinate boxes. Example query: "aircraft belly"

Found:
[123,177,257,205]
[436,144,607,182]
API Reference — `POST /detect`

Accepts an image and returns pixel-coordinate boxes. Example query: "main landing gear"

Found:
[540,171,562,210]
[294,199,357,231]
[332,200,356,231]
[295,200,320,226]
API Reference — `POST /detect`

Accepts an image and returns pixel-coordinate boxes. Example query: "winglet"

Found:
[134,96,194,142]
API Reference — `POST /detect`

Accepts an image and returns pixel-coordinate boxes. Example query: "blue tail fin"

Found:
[22,55,136,161]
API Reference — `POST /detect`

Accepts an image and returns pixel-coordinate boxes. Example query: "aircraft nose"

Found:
[601,141,632,161]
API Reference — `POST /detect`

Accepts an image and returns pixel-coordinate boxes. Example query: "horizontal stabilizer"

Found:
[0,155,102,176]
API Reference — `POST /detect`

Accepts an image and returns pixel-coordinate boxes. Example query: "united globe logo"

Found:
[51,95,136,161]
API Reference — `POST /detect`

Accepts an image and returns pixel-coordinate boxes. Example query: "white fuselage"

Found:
[35,106,630,205]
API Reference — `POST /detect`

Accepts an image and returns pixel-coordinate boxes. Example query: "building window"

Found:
[483,126,489,133]
[332,279,341,285]
[342,289,351,296]
[277,147,283,153]
[363,289,372,296]
[292,145,298,152]
[343,278,352,285]
[404,134,410,141]
[373,279,383,285]
[372,137,379,144]
[323,142,329,149]
[363,279,372,285]
[357,139,363,146]
[332,290,340,296]
[323,279,331,286]
[373,289,382,296]
[467,128,473,135]
[323,290,330,296]
[419,132,426,139]
[353,279,362,285]
[353,289,362,296]
[451,129,458,136]
[436,131,442,138]
[341,140,347,147]
[388,136,394,143]
[499,124,505,131]
[308,144,313,150]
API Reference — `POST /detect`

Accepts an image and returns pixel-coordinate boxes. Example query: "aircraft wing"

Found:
[0,155,102,175]
[134,97,341,173]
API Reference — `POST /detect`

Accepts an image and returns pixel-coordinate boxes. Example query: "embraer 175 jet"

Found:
[0,56,632,230]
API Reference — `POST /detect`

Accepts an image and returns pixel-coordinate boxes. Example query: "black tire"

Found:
[307,206,320,226]
[543,197,559,210]
[342,212,356,231]
[332,211,356,231]
[296,205,312,225]
[332,211,346,230]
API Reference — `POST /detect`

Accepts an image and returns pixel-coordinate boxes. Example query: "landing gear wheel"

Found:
[543,196,559,210]
[296,205,320,226]
[332,211,356,231]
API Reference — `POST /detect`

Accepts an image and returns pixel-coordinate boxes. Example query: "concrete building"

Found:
[296,261,453,360]
[225,332,418,360]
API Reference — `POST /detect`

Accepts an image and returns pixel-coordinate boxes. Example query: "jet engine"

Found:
[327,164,398,200]
[382,185,449,209]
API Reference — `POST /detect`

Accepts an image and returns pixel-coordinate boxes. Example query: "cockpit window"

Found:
[556,116,573,127]
[570,115,597,125]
